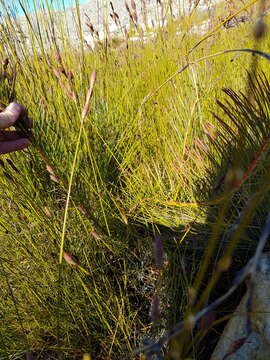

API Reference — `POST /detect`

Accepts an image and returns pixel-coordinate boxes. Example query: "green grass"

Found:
[0,0,270,358]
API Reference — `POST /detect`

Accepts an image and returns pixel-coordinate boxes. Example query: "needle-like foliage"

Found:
[0,0,269,359]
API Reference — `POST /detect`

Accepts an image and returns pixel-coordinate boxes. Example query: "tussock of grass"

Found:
[0,0,270,358]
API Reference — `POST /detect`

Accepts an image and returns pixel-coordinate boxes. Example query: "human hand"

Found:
[0,102,32,155]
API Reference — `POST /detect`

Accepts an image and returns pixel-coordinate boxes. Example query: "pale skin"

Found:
[0,102,32,155]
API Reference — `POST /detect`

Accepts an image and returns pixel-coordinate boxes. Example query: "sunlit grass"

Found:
[0,0,269,358]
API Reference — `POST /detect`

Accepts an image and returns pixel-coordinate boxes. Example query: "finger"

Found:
[0,103,26,129]
[0,130,30,141]
[0,139,31,155]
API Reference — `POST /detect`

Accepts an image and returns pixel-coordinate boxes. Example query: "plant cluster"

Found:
[0,0,269,359]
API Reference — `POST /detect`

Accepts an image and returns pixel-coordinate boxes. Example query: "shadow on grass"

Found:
[149,71,270,359]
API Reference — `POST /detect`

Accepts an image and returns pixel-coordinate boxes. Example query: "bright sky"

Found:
[1,0,89,15]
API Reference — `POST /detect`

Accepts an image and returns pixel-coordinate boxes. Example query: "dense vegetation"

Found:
[0,0,269,358]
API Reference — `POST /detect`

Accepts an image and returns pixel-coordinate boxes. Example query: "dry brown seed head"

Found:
[65,82,77,101]
[50,174,59,183]
[82,70,97,120]
[58,65,67,77]
[125,1,131,14]
[67,71,74,81]
[44,206,52,217]
[52,67,61,80]
[131,0,137,11]
[86,19,95,35]
[113,12,120,26]
[132,11,138,24]
[46,164,55,176]
[91,231,102,239]
[63,252,77,266]
[55,51,62,64]
[124,26,129,39]
[78,206,86,215]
